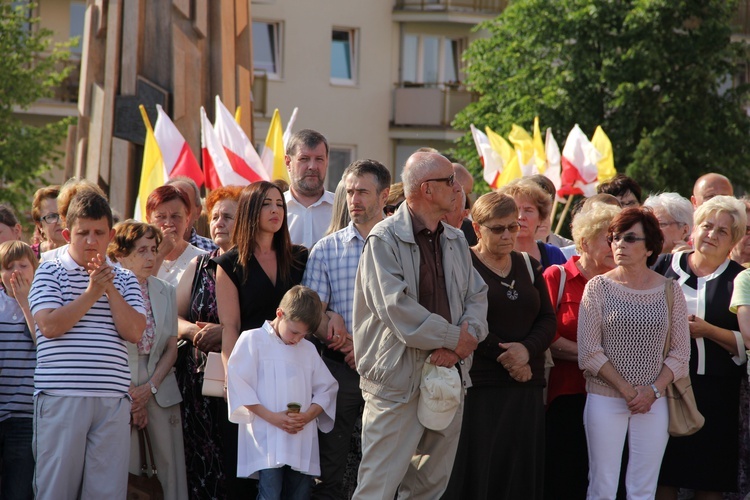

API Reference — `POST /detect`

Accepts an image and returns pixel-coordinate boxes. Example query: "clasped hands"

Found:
[497,342,532,382]
[624,385,657,414]
[85,254,115,296]
[430,321,478,368]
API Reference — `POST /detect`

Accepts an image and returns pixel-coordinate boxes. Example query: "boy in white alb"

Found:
[227,286,338,499]
[29,191,146,499]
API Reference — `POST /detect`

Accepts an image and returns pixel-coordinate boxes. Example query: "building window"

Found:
[70,2,86,55]
[253,21,281,77]
[327,146,355,190]
[331,29,357,85]
[401,34,465,86]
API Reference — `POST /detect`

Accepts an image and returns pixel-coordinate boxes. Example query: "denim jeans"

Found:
[257,466,312,500]
[0,417,34,500]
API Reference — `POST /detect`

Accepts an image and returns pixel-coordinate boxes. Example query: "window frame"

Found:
[326,145,356,190]
[400,33,466,87]
[330,28,358,86]
[253,20,283,79]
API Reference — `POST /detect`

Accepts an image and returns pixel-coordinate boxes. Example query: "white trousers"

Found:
[583,393,669,500]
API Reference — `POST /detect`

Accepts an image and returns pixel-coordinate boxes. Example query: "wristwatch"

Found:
[650,384,661,399]
[149,380,158,395]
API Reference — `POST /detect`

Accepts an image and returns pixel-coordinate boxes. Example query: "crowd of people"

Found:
[0,127,750,500]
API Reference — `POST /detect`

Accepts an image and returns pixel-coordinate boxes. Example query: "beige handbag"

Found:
[201,352,225,398]
[663,279,705,437]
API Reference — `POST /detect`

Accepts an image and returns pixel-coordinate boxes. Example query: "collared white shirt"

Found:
[285,190,335,249]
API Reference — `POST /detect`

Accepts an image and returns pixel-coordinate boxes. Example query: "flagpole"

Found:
[550,199,559,227]
[554,196,574,235]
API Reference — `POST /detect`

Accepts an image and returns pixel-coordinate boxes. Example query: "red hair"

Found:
[145,185,190,220]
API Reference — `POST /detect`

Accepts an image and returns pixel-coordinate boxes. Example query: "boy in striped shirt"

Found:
[29,191,146,499]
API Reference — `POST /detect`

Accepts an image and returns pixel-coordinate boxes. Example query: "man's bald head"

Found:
[452,163,474,195]
[692,173,733,208]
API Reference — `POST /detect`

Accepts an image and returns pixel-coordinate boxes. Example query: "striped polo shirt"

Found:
[29,250,145,397]
[0,289,36,420]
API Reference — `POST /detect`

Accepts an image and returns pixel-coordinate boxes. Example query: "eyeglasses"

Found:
[607,233,647,245]
[658,221,683,229]
[41,213,60,224]
[482,222,521,235]
[384,200,404,215]
[421,173,455,187]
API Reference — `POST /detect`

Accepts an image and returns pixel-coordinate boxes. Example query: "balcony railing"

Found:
[392,83,475,127]
[394,0,507,14]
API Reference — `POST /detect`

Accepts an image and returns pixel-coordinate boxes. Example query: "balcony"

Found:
[392,83,475,127]
[393,0,506,23]
[394,0,506,13]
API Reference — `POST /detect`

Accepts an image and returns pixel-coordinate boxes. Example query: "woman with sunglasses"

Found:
[578,207,690,499]
[652,196,747,499]
[443,192,556,500]
[542,201,621,498]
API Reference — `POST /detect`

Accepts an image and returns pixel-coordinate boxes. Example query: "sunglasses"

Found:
[607,233,647,245]
[384,200,404,215]
[482,222,521,235]
[421,173,455,187]
[41,213,60,224]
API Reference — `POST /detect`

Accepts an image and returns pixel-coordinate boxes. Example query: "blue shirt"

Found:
[302,222,365,333]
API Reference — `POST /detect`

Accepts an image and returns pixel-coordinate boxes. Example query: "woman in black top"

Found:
[214,181,308,498]
[443,193,556,500]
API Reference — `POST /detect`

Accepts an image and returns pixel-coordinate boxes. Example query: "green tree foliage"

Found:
[452,0,750,197]
[0,1,75,217]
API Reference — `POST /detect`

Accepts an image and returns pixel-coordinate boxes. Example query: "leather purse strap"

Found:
[137,428,159,476]
[663,278,674,359]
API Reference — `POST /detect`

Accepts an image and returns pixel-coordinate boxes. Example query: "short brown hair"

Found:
[498,178,553,221]
[32,186,60,223]
[285,129,328,157]
[278,285,322,334]
[108,220,163,261]
[66,191,113,231]
[0,241,38,272]
[609,207,663,267]
[471,192,518,225]
[57,179,107,224]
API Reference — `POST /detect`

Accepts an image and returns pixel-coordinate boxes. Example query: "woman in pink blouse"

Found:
[577,207,690,499]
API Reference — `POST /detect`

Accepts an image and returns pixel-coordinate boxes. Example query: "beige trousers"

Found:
[353,390,464,500]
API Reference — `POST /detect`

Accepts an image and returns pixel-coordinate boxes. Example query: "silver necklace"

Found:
[478,252,512,278]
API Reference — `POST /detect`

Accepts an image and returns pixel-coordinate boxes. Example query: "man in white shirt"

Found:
[284,129,334,249]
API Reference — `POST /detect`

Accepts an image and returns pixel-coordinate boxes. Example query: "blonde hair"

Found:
[572,202,622,254]
[693,195,747,245]
[497,178,552,221]
[278,285,322,333]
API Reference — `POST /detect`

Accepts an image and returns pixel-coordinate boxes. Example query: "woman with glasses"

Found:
[542,201,621,499]
[498,179,566,269]
[443,192,556,500]
[578,207,690,499]
[653,196,747,499]
[643,192,694,254]
[30,186,65,258]
[383,182,405,217]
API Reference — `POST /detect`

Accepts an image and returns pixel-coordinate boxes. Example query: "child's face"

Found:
[275,309,310,346]
[64,217,114,266]
[0,257,35,295]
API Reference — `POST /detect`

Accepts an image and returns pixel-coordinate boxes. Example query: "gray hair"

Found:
[401,153,447,198]
[643,192,694,235]
[693,195,747,245]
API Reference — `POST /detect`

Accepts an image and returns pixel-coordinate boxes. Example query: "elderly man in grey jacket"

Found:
[352,152,489,499]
